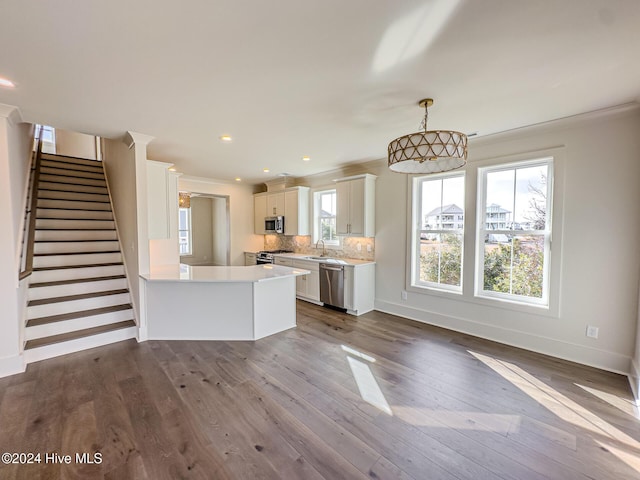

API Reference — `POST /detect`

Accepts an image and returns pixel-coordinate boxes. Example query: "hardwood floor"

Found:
[1,301,639,479]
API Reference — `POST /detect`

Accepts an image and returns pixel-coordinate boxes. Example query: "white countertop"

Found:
[141,264,310,283]
[273,252,375,266]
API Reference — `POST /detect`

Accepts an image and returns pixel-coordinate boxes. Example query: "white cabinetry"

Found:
[266,192,285,217]
[245,252,257,266]
[284,187,309,236]
[335,174,376,237]
[274,257,293,267]
[343,263,375,315]
[254,187,310,235]
[254,194,267,234]
[147,160,174,240]
[292,259,320,302]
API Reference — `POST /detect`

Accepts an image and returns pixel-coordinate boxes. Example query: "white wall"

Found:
[179,176,263,265]
[102,136,141,321]
[0,104,33,377]
[374,105,640,374]
[211,196,229,266]
[55,129,97,160]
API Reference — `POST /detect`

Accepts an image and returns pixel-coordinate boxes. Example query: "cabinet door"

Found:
[284,190,298,235]
[254,195,267,234]
[335,181,350,235]
[274,257,294,266]
[344,265,354,309]
[296,274,307,297]
[245,253,257,266]
[307,269,320,301]
[348,178,365,236]
[267,192,285,216]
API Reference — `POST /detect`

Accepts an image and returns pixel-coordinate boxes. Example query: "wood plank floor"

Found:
[1,301,639,479]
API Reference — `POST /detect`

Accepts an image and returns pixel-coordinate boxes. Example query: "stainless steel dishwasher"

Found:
[319,263,345,308]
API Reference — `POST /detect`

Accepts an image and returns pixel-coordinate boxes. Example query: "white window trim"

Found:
[405,147,565,318]
[179,207,193,256]
[410,172,465,294]
[312,188,342,249]
[475,157,553,307]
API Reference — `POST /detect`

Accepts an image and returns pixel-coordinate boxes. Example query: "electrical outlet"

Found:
[401,290,408,300]
[357,243,362,251]
[586,325,599,339]
[367,244,372,253]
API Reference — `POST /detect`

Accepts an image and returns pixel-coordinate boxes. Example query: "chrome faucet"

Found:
[315,239,326,257]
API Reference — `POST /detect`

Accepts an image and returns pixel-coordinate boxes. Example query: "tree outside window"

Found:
[316,190,338,245]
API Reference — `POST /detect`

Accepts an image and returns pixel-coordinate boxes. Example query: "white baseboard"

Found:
[374,300,631,375]
[0,354,26,378]
[629,358,640,405]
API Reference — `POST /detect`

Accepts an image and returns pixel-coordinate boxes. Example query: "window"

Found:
[35,124,56,154]
[411,173,465,292]
[314,189,340,246]
[178,207,192,255]
[476,158,552,306]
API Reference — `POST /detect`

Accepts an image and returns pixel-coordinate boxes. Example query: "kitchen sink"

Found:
[307,256,333,261]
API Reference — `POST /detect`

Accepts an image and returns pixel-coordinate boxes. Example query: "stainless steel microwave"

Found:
[265,216,284,234]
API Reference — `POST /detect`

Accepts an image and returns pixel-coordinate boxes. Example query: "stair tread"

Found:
[36,217,113,221]
[24,320,136,350]
[37,207,110,212]
[28,288,129,306]
[34,251,120,256]
[33,262,124,272]
[42,159,103,169]
[30,275,126,288]
[27,304,133,326]
[40,170,105,180]
[35,239,117,243]
[42,153,102,163]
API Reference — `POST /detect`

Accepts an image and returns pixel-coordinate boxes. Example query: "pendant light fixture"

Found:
[178,192,191,208]
[388,98,468,174]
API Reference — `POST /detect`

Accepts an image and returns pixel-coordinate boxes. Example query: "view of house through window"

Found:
[477,159,552,305]
[413,173,465,291]
[315,189,339,245]
[178,207,192,255]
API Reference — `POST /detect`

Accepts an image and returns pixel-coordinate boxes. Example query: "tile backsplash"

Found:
[264,235,375,261]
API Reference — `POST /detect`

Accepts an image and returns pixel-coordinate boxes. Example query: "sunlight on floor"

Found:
[341,344,376,363]
[575,383,640,419]
[469,350,640,473]
[393,406,520,433]
[346,356,392,415]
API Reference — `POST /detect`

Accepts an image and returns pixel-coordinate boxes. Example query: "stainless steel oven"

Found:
[256,250,293,264]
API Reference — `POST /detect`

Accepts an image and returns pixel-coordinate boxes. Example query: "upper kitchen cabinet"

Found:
[254,193,267,234]
[147,160,177,239]
[335,174,376,237]
[266,192,285,217]
[254,187,310,235]
[284,187,309,236]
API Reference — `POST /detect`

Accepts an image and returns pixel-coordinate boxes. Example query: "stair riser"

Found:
[23,326,137,364]
[41,154,103,168]
[38,181,108,195]
[27,293,131,319]
[38,190,110,203]
[25,308,134,340]
[31,264,125,283]
[29,278,127,300]
[35,230,118,242]
[41,160,104,174]
[40,166,105,180]
[36,208,113,220]
[33,252,122,268]
[37,199,111,211]
[34,241,120,255]
[36,219,115,230]
[39,174,106,188]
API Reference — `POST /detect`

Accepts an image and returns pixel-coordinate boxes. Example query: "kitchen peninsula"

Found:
[140,264,309,340]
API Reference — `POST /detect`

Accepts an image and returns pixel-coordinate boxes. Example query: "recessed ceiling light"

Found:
[263,168,270,173]
[235,177,241,182]
[219,135,232,142]
[302,156,311,162]
[0,77,15,88]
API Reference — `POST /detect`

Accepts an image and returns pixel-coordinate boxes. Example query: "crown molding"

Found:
[125,131,155,148]
[0,103,23,126]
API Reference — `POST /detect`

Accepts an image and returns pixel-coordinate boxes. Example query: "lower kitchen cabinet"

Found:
[344,263,375,315]
[293,259,320,302]
[244,252,257,266]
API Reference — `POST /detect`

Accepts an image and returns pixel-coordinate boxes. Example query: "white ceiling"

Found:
[1,0,639,184]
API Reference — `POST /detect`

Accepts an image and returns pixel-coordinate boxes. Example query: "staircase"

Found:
[23,153,137,364]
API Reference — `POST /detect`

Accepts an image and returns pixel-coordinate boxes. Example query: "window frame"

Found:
[313,188,341,248]
[410,171,465,294]
[475,157,554,307]
[178,207,193,256]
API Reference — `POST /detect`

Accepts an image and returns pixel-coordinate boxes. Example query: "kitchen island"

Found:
[140,264,309,341]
